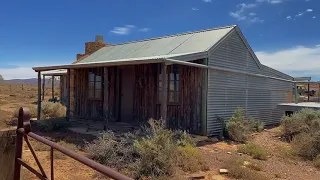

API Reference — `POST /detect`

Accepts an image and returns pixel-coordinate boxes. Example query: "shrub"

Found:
[41,101,66,119]
[282,109,320,161]
[238,143,267,160]
[85,119,206,179]
[282,109,320,141]
[226,156,268,180]
[225,108,263,142]
[176,144,209,172]
[85,131,138,172]
[30,139,51,151]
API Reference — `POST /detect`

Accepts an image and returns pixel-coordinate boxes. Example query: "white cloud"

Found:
[256,0,283,4]
[110,25,135,35]
[306,9,313,12]
[286,16,292,20]
[202,0,212,2]
[0,67,37,80]
[256,46,320,76]
[296,12,304,17]
[316,45,320,47]
[192,7,199,11]
[313,16,316,19]
[138,28,150,32]
[229,3,264,23]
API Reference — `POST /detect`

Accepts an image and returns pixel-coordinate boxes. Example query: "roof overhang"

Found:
[32,52,208,72]
[41,69,67,76]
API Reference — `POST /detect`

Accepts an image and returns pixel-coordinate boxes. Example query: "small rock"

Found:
[243,161,251,166]
[219,169,229,174]
[237,152,243,156]
[188,174,205,180]
[227,152,232,155]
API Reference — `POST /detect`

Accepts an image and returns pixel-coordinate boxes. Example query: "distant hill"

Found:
[2,78,60,86]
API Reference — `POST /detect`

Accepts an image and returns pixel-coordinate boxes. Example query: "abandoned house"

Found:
[33,25,294,136]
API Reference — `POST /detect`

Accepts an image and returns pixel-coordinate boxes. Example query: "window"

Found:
[158,65,179,103]
[88,72,102,99]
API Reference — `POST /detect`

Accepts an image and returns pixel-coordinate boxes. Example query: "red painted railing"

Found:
[13,107,132,180]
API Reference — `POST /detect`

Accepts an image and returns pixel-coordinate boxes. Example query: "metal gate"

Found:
[13,107,132,180]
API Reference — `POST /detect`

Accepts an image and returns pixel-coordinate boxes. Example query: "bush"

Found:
[282,109,320,141]
[41,101,66,119]
[225,108,264,142]
[238,143,268,160]
[85,131,138,172]
[176,144,209,172]
[226,156,267,180]
[85,119,207,179]
[282,109,320,161]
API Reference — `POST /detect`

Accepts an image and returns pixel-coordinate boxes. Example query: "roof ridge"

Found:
[109,25,237,46]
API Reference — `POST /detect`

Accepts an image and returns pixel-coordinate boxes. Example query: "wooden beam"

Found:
[160,63,168,127]
[52,75,54,99]
[66,69,71,121]
[37,72,41,120]
[42,75,45,101]
[201,58,208,136]
[103,67,109,130]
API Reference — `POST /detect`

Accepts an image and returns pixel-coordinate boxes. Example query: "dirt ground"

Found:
[1,84,320,180]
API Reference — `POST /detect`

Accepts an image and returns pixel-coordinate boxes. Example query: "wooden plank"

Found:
[160,63,168,127]
[115,67,120,122]
[37,72,41,120]
[42,75,45,101]
[0,129,16,180]
[66,69,71,121]
[103,67,109,129]
[201,58,208,136]
[52,75,54,99]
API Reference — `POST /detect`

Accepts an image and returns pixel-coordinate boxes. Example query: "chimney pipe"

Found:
[95,35,104,42]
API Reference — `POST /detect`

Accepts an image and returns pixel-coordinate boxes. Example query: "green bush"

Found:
[176,144,209,173]
[85,119,207,179]
[282,109,320,161]
[282,109,320,141]
[225,108,264,142]
[238,143,268,160]
[226,156,268,180]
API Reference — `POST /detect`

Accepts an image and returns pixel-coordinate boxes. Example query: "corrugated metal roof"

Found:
[77,25,235,64]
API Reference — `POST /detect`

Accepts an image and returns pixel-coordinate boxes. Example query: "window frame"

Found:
[88,71,102,100]
[157,64,180,104]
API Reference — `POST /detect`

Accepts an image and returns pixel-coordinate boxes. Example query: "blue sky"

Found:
[0,0,320,80]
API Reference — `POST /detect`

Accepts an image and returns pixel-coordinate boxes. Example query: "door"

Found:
[120,66,135,122]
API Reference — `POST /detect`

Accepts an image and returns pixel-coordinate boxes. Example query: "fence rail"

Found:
[14,107,132,180]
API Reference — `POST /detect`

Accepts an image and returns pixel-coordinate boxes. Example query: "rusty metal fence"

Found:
[13,107,132,180]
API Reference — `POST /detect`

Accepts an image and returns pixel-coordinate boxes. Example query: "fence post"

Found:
[0,129,16,180]
[13,107,30,180]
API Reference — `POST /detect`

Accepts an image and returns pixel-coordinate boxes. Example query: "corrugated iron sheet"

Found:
[207,30,293,136]
[78,26,234,64]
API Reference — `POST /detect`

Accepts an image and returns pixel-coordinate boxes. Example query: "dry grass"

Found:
[53,141,80,159]
[313,155,320,169]
[226,156,268,180]
[238,143,268,160]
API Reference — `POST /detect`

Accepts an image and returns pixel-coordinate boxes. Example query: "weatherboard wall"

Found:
[206,31,293,136]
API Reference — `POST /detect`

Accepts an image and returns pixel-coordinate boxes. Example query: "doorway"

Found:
[119,66,135,123]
